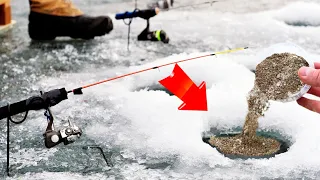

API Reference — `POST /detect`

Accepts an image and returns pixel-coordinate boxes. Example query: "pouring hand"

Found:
[297,62,320,113]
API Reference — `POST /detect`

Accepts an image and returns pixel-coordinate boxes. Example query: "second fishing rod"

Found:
[115,0,219,50]
[115,0,218,19]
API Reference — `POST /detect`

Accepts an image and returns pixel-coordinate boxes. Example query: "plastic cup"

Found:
[255,42,314,102]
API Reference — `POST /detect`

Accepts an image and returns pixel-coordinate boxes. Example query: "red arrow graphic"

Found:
[159,64,208,111]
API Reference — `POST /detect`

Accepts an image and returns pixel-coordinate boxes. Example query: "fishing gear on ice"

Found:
[43,103,82,148]
[0,88,82,148]
[116,0,218,50]
[116,7,169,50]
[115,8,159,20]
[0,88,68,121]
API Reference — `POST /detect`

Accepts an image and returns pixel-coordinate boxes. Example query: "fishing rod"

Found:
[1,46,248,176]
[68,47,248,94]
[0,47,248,119]
[115,0,220,50]
[0,88,82,148]
[115,0,218,20]
[116,0,219,19]
[0,46,247,152]
[115,8,159,51]
[116,1,218,20]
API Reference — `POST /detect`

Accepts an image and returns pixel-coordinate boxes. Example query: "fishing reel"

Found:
[43,107,82,148]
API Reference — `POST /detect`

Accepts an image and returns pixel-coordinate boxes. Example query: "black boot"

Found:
[28,0,113,40]
[28,11,113,40]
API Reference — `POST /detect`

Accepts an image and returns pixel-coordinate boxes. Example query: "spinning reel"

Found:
[43,106,82,148]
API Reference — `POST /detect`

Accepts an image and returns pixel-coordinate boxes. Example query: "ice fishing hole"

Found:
[202,127,292,159]
[134,84,174,96]
[284,21,320,27]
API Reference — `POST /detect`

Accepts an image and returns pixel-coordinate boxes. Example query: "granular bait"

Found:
[209,53,309,157]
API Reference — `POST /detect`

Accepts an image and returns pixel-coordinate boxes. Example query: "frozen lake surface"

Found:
[1,0,320,179]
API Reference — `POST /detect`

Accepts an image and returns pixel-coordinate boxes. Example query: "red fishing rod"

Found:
[67,47,248,95]
[0,47,248,121]
[0,46,248,167]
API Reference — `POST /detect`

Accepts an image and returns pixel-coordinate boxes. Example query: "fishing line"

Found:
[122,8,140,51]
[67,47,248,94]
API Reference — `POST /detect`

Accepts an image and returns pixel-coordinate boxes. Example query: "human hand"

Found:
[297,62,320,113]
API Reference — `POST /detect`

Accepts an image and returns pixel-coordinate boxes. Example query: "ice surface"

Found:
[34,43,320,179]
[3,0,320,179]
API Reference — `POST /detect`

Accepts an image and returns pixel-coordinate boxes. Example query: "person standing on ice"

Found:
[297,62,320,113]
[28,0,113,40]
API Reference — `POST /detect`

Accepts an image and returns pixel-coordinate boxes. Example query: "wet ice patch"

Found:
[7,172,110,180]
[9,148,58,170]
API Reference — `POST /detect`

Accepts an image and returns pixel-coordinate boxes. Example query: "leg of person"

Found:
[147,0,171,10]
[169,0,174,7]
[28,0,113,40]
